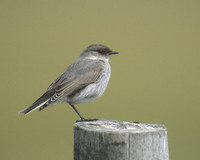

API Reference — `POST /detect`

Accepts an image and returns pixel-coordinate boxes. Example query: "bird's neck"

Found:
[85,55,109,62]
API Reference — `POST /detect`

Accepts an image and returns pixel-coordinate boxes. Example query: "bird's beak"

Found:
[109,51,119,55]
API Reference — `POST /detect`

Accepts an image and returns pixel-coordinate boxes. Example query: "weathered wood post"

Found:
[74,119,169,160]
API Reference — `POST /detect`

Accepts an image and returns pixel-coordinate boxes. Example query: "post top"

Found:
[74,119,167,133]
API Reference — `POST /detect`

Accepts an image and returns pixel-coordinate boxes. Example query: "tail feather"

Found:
[38,104,48,111]
[19,101,48,115]
[19,91,53,115]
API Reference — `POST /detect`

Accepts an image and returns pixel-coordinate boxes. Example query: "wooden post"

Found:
[74,119,169,160]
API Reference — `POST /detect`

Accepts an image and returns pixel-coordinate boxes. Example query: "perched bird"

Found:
[19,44,118,120]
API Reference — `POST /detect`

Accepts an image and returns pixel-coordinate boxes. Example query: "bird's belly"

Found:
[67,65,111,105]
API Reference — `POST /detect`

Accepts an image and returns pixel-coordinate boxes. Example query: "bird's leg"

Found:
[69,104,85,120]
[69,104,98,122]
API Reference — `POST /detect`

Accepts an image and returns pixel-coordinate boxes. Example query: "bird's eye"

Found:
[99,48,111,54]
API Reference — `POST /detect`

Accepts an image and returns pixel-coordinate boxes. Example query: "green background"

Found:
[1,1,199,160]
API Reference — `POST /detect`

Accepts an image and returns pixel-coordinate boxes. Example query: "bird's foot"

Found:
[133,121,140,124]
[76,118,98,123]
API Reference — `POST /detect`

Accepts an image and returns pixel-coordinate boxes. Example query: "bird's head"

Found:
[80,44,118,59]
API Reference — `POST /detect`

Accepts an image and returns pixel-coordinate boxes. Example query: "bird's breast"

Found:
[68,62,111,104]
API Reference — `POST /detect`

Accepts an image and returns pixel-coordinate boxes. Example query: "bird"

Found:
[19,44,118,120]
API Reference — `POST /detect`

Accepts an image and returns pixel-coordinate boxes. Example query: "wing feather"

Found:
[46,59,104,104]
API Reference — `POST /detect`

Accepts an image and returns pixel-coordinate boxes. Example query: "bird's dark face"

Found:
[81,44,118,58]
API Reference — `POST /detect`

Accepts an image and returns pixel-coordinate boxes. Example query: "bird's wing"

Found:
[19,59,105,114]
[46,59,104,101]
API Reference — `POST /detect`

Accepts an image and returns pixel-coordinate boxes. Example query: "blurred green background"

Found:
[1,0,199,160]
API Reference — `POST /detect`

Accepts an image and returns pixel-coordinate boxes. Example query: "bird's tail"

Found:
[18,92,52,115]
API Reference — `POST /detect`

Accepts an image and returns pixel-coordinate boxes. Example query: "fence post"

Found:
[74,119,169,160]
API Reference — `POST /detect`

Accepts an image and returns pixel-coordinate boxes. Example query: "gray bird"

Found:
[19,44,118,120]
